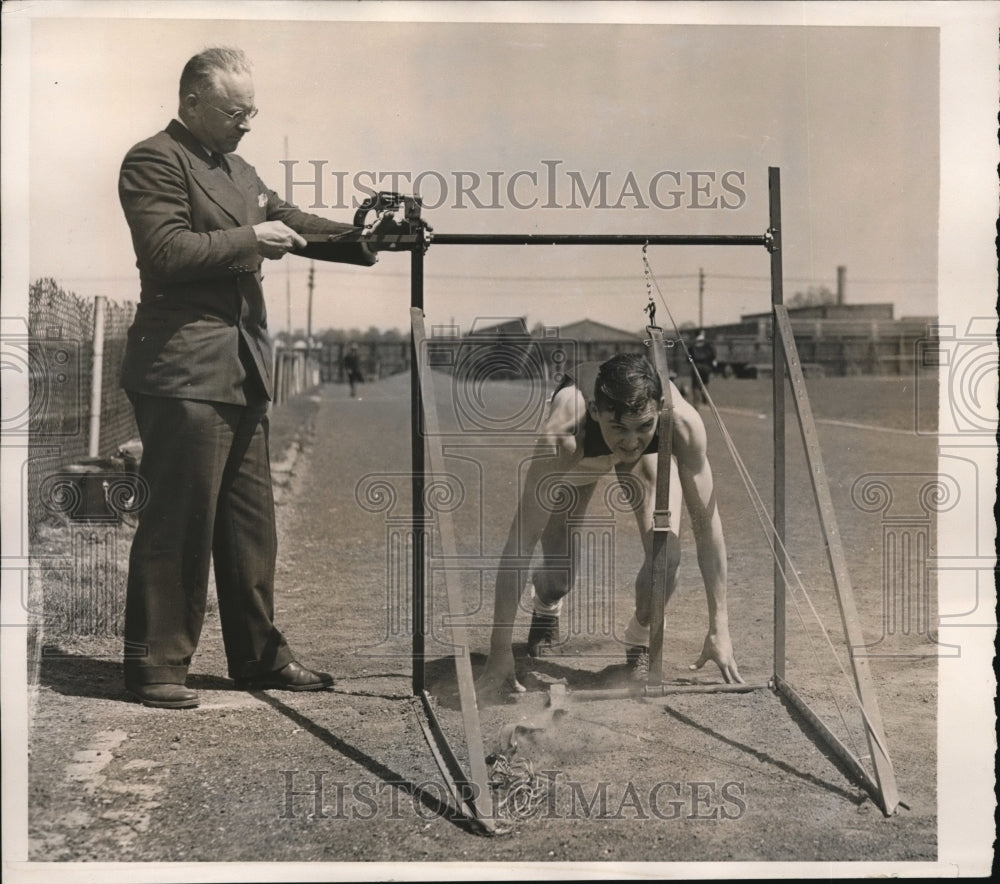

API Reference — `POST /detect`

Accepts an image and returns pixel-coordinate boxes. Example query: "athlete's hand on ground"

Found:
[475,652,525,702]
[690,630,744,684]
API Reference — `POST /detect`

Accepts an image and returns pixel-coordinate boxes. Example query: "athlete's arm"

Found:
[672,391,743,684]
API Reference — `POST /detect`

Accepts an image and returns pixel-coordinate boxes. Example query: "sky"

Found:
[17,7,945,337]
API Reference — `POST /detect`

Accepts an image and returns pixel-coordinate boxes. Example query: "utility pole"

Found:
[306,261,316,387]
[836,265,846,305]
[698,267,705,328]
[284,136,291,336]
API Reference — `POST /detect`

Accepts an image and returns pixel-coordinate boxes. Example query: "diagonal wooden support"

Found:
[410,307,495,832]
[773,304,900,816]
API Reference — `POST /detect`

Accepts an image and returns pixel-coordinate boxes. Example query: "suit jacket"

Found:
[119,119,375,403]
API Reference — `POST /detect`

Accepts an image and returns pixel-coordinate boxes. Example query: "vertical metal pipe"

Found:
[411,247,426,695]
[88,296,106,458]
[768,167,786,680]
[698,267,705,329]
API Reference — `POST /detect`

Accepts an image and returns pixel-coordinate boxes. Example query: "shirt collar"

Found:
[175,118,218,162]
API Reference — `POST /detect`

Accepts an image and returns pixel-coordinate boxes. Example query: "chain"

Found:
[642,241,658,330]
[486,752,554,834]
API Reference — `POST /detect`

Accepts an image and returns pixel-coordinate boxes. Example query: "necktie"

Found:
[212,152,230,176]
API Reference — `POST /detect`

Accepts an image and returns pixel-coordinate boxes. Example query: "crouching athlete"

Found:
[476,352,742,697]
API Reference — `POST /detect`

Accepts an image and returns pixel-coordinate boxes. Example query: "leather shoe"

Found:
[130,683,199,709]
[234,661,334,692]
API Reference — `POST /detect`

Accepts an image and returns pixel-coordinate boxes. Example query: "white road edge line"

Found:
[715,407,921,436]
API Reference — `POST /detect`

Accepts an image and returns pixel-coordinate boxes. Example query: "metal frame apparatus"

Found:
[308,166,901,832]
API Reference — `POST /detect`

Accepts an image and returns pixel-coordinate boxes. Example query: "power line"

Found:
[843,278,938,285]
[710,273,936,284]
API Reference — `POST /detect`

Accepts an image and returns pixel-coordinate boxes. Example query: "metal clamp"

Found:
[354,191,432,252]
[764,227,779,254]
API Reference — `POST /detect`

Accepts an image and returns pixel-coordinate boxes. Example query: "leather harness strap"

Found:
[646,327,675,533]
[645,326,675,686]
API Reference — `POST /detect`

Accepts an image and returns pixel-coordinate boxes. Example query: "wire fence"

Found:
[23,281,411,536]
[27,279,138,540]
[21,282,413,642]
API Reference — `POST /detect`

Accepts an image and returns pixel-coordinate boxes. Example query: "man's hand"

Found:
[475,650,526,703]
[690,629,743,684]
[253,221,307,259]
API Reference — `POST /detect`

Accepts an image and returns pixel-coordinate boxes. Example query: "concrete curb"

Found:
[271,402,319,503]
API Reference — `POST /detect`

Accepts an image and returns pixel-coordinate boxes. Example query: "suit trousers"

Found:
[123,394,293,687]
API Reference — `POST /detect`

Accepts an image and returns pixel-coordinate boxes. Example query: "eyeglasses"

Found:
[204,102,259,124]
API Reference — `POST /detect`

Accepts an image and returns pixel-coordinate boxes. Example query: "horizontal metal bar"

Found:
[299,233,424,252]
[565,682,769,702]
[430,233,769,247]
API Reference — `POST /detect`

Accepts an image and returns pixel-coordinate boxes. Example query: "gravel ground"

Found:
[21,373,951,877]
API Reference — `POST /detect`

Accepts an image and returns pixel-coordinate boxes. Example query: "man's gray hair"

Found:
[179,47,252,98]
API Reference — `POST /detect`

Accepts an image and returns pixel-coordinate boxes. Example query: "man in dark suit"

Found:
[342,343,364,398]
[119,47,384,708]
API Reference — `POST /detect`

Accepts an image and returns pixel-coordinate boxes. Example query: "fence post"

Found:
[88,295,106,457]
[273,341,284,407]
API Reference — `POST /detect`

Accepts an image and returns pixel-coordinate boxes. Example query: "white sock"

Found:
[624,613,651,647]
[531,585,563,616]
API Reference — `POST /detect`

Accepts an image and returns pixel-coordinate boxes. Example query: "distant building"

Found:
[740,303,895,323]
[556,318,642,343]
[428,316,542,380]
[467,317,532,338]
[548,319,646,368]
[706,302,937,377]
[427,316,685,385]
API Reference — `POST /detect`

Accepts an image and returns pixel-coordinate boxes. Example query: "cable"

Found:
[643,252,895,772]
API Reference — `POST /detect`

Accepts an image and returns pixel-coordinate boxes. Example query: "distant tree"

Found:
[310,325,405,345]
[790,285,836,308]
[318,328,344,345]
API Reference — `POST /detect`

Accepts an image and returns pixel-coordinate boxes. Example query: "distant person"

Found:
[343,343,365,398]
[689,329,717,407]
[117,47,406,709]
[476,353,742,697]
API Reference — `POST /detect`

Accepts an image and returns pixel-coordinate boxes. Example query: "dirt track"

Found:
[27,373,938,868]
